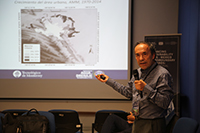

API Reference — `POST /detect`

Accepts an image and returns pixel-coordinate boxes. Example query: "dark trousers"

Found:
[132,117,166,133]
[100,114,132,133]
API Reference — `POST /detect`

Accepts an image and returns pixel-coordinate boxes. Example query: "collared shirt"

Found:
[106,62,174,119]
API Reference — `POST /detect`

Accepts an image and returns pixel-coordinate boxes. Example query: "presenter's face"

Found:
[135,43,155,70]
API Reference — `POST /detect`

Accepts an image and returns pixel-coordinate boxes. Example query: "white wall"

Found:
[0,0,179,132]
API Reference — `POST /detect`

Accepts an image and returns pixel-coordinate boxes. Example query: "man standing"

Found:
[96,41,174,133]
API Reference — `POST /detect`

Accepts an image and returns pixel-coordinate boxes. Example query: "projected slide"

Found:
[0,0,130,79]
[21,9,96,64]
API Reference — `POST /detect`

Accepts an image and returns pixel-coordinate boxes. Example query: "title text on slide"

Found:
[14,0,101,4]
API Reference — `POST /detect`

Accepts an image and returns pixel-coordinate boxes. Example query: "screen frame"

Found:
[0,0,133,101]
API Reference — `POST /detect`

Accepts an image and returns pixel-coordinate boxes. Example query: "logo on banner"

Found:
[76,70,93,79]
[13,70,43,78]
[94,70,105,77]
[13,70,22,78]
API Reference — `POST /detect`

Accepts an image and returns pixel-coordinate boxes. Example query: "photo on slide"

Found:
[21,9,98,65]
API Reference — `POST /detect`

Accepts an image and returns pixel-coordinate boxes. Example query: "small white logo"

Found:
[13,70,22,78]
[94,70,105,76]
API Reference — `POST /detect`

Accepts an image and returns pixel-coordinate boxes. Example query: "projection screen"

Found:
[0,0,132,100]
